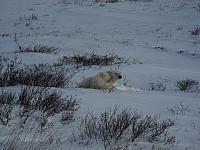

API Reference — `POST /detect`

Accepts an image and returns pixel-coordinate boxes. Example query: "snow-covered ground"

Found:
[0,0,200,149]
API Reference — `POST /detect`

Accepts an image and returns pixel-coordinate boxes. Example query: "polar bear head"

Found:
[100,71,122,83]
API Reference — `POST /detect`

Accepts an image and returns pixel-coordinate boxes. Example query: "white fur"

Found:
[79,71,121,90]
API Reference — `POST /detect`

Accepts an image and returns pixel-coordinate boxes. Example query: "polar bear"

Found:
[79,71,122,90]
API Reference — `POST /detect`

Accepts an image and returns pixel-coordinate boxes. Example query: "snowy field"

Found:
[0,0,200,149]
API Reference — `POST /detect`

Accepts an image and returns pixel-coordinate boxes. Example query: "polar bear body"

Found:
[79,71,122,90]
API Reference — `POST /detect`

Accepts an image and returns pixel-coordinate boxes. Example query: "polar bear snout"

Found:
[110,72,122,80]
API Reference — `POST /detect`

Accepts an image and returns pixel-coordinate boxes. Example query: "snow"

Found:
[1,0,200,149]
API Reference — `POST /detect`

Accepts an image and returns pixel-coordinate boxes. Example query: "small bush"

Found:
[95,0,119,3]
[190,26,200,35]
[167,102,190,116]
[198,4,200,12]
[0,129,61,150]
[0,57,21,87]
[20,14,38,21]
[0,91,16,125]
[0,86,79,128]
[130,0,152,2]
[148,81,166,91]
[19,14,38,27]
[70,107,175,150]
[0,57,76,87]
[16,44,59,54]
[176,79,199,92]
[105,0,119,3]
[66,0,152,5]
[62,52,142,68]
[0,33,10,37]
[18,64,73,87]
[17,86,79,127]
[154,46,167,52]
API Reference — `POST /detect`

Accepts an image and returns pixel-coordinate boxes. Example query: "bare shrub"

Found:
[0,57,21,87]
[16,44,59,54]
[167,102,190,116]
[0,91,16,125]
[154,46,167,52]
[60,96,80,124]
[190,26,200,35]
[70,107,175,150]
[1,134,21,150]
[17,86,48,126]
[129,0,152,2]
[20,14,38,21]
[104,0,119,3]
[17,86,79,128]
[94,0,119,3]
[176,79,199,92]
[64,0,152,5]
[148,81,166,91]
[177,50,200,57]
[0,57,76,88]
[198,4,200,12]
[0,33,10,37]
[131,116,174,143]
[18,64,74,87]
[0,129,61,150]
[0,85,79,128]
[19,14,38,27]
[62,52,142,69]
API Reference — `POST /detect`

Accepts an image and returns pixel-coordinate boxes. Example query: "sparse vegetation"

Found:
[0,33,10,37]
[18,63,73,87]
[176,26,183,31]
[177,50,200,57]
[0,128,61,150]
[148,81,166,91]
[0,57,22,87]
[167,102,190,116]
[69,107,175,150]
[18,86,79,129]
[16,44,59,54]
[0,57,76,87]
[19,14,38,27]
[62,52,142,69]
[20,14,38,21]
[60,96,80,124]
[94,0,119,3]
[0,86,79,128]
[154,46,167,52]
[130,0,152,2]
[176,79,199,92]
[0,91,16,125]
[190,26,200,35]
[198,4,200,12]
[64,0,153,5]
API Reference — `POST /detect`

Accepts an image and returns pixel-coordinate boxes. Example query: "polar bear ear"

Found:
[100,72,111,81]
